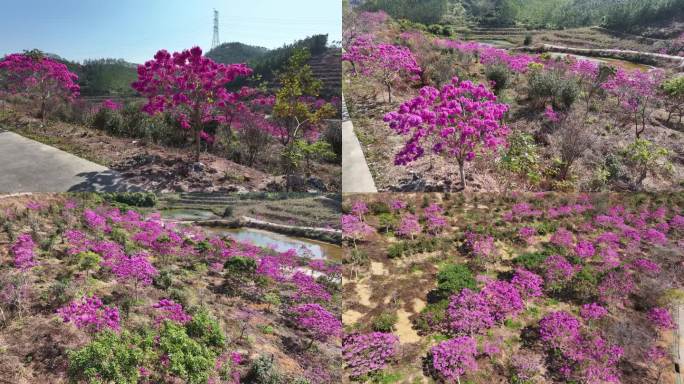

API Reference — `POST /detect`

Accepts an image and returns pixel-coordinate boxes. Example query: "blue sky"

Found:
[0,0,341,63]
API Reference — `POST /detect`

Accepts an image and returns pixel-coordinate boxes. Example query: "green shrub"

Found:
[523,34,533,46]
[245,355,282,384]
[186,309,226,349]
[376,213,398,233]
[224,256,257,277]
[512,252,547,271]
[387,242,407,259]
[109,192,157,207]
[154,269,174,290]
[415,300,449,333]
[91,107,125,136]
[68,330,146,384]
[436,264,476,298]
[498,132,542,185]
[527,69,578,111]
[620,139,672,190]
[372,312,398,332]
[485,64,511,95]
[369,201,391,214]
[159,322,216,384]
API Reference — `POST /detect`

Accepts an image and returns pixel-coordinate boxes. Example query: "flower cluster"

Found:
[292,303,341,342]
[11,233,37,270]
[383,77,509,187]
[343,332,398,378]
[396,213,421,239]
[430,336,478,382]
[153,299,191,325]
[57,295,120,333]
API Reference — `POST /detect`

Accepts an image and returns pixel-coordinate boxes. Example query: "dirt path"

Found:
[342,95,377,193]
[0,130,139,192]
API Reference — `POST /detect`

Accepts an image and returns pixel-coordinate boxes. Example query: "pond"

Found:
[546,52,654,72]
[207,227,342,262]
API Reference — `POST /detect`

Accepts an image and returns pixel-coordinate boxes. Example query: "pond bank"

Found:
[186,215,341,244]
[514,44,684,68]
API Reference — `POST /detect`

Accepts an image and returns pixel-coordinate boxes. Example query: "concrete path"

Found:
[341,95,377,193]
[0,130,139,192]
[676,305,683,384]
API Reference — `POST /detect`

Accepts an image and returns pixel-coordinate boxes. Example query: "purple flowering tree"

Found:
[57,295,120,334]
[292,303,341,350]
[112,253,158,300]
[430,336,478,384]
[384,77,509,190]
[343,332,399,379]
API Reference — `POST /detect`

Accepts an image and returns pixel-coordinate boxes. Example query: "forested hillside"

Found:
[357,0,684,32]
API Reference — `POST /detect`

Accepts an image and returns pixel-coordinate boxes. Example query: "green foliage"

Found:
[77,251,101,275]
[361,0,449,24]
[387,238,439,258]
[67,330,146,384]
[436,263,476,298]
[78,59,138,96]
[372,311,398,332]
[499,132,542,186]
[186,309,226,349]
[527,69,579,111]
[512,252,547,271]
[369,201,391,214]
[91,107,125,135]
[158,322,216,384]
[205,42,268,65]
[153,269,174,291]
[485,64,511,95]
[224,256,258,277]
[107,192,157,208]
[415,300,449,333]
[620,139,672,189]
[245,355,283,384]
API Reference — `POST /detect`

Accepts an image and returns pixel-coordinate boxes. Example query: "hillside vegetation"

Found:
[356,0,684,32]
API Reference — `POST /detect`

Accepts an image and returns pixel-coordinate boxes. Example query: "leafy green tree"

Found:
[272,48,335,189]
[436,264,477,299]
[185,309,226,350]
[621,139,672,190]
[662,75,684,125]
[498,132,542,188]
[67,330,146,384]
[77,251,101,279]
[158,322,216,384]
[361,0,448,24]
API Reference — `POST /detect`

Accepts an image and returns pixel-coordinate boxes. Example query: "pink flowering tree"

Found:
[538,311,581,352]
[648,307,675,332]
[424,203,448,234]
[11,233,37,270]
[131,46,252,162]
[292,303,341,350]
[57,295,120,334]
[343,332,398,379]
[384,77,509,190]
[447,288,495,335]
[111,253,158,300]
[602,68,665,138]
[430,336,478,384]
[341,214,374,248]
[396,213,422,240]
[153,299,191,325]
[0,50,80,121]
[343,40,422,103]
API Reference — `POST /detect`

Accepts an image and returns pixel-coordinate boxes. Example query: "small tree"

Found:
[430,336,478,384]
[132,47,252,162]
[343,40,422,103]
[272,48,335,189]
[0,50,80,121]
[112,253,158,300]
[662,75,684,125]
[292,303,341,350]
[620,139,671,190]
[384,77,509,190]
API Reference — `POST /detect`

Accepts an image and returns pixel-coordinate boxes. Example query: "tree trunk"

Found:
[458,161,466,191]
[195,129,202,162]
[387,84,392,104]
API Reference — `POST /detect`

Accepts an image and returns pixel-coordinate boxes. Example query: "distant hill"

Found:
[205,42,268,64]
